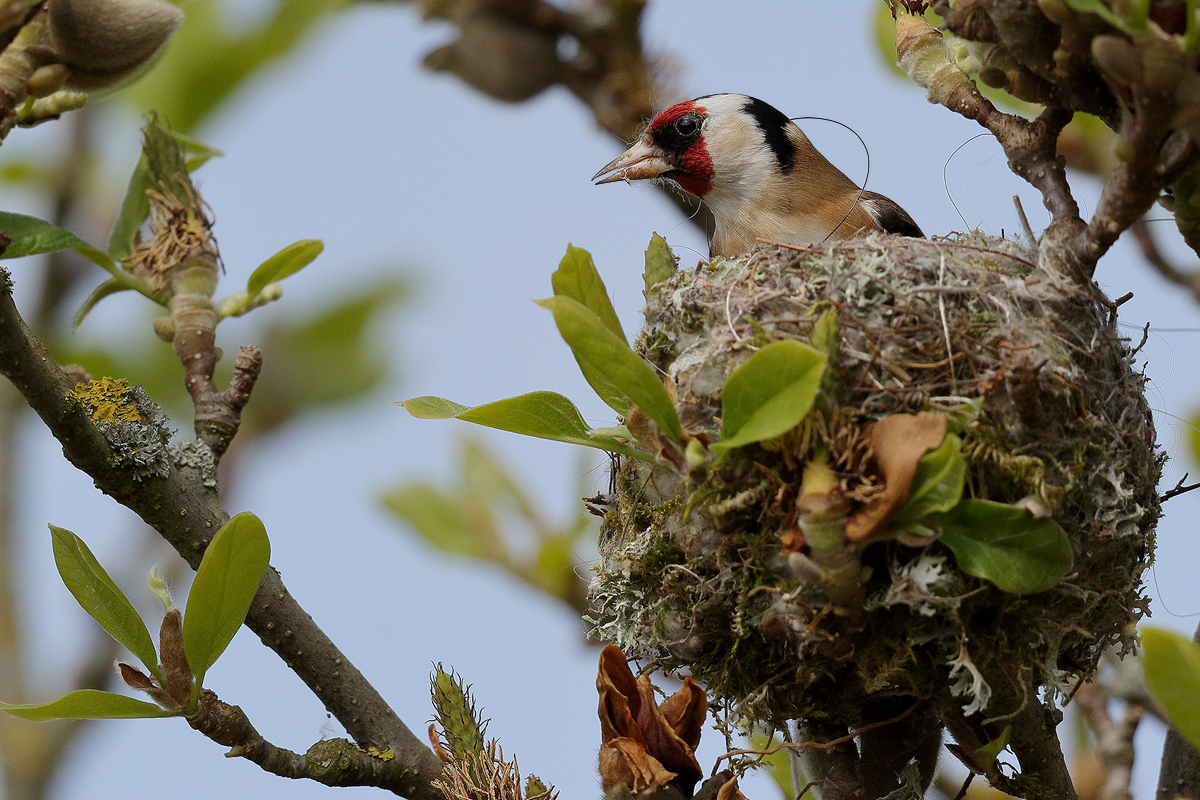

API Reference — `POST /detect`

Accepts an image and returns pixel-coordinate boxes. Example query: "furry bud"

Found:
[423,11,559,103]
[46,0,183,92]
[1091,35,1143,85]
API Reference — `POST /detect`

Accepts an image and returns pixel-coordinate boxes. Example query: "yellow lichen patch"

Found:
[70,377,142,423]
[365,746,394,761]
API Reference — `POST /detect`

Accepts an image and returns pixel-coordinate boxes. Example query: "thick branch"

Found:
[415,0,714,237]
[894,6,1081,230]
[0,270,444,800]
[1076,683,1140,800]
[1006,676,1078,800]
[189,689,424,792]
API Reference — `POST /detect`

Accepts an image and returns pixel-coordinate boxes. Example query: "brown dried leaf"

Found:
[635,676,703,792]
[597,645,644,745]
[659,677,706,751]
[845,412,946,543]
[600,736,676,791]
[779,528,805,554]
[596,646,707,795]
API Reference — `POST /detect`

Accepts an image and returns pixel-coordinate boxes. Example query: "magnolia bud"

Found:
[423,11,559,103]
[46,0,183,92]
[1091,35,1143,85]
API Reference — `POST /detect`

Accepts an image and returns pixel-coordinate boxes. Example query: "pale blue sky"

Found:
[7,2,1200,798]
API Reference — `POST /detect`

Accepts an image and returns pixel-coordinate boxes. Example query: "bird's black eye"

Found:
[674,115,700,138]
[653,112,704,155]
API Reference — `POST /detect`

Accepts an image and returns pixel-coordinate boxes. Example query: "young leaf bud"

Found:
[26,63,69,97]
[147,567,173,612]
[46,0,183,92]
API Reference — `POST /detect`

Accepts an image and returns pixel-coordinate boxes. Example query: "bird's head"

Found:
[592,94,801,204]
[593,94,921,256]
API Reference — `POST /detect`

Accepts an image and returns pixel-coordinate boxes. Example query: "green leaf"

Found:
[0,212,116,271]
[382,484,500,561]
[809,308,839,355]
[108,130,222,262]
[398,392,655,463]
[50,525,161,681]
[643,232,675,301]
[930,500,1073,594]
[183,512,271,691]
[1143,627,1200,750]
[975,725,1011,763]
[1,690,177,720]
[714,340,827,451]
[247,239,323,295]
[0,212,163,304]
[892,433,966,526]
[127,0,352,134]
[73,278,133,327]
[551,245,624,339]
[549,249,629,413]
[537,296,681,441]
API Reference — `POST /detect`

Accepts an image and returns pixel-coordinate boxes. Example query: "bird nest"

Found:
[586,232,1161,731]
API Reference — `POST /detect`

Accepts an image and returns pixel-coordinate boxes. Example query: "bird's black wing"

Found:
[862,191,924,238]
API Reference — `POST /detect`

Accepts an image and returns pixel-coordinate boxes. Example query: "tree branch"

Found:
[0,268,444,800]
[413,0,714,237]
[1131,221,1200,304]
[189,689,424,792]
[1076,683,1140,800]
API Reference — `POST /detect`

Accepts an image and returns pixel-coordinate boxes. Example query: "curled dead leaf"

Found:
[597,645,707,795]
[845,412,946,543]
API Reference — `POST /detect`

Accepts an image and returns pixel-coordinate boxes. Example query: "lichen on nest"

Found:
[587,232,1161,736]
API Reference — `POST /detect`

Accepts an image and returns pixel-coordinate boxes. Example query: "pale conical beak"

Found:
[592,139,674,184]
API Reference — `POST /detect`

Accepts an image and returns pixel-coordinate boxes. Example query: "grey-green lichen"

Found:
[588,233,1161,735]
[71,377,173,480]
[168,438,218,488]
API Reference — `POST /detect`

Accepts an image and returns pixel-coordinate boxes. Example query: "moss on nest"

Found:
[587,233,1161,733]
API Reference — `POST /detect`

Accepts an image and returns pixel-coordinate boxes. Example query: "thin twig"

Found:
[1131,222,1200,306]
[1162,473,1200,502]
[0,269,444,799]
[714,702,918,767]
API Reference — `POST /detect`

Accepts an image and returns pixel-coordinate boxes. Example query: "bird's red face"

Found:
[593,101,715,198]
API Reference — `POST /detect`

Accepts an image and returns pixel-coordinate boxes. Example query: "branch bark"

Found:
[0,268,444,800]
[189,689,425,792]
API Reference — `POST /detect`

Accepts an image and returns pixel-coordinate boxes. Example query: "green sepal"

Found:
[643,232,676,301]
[892,433,966,526]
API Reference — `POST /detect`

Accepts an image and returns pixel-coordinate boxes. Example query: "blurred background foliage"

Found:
[1,2,1194,799]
